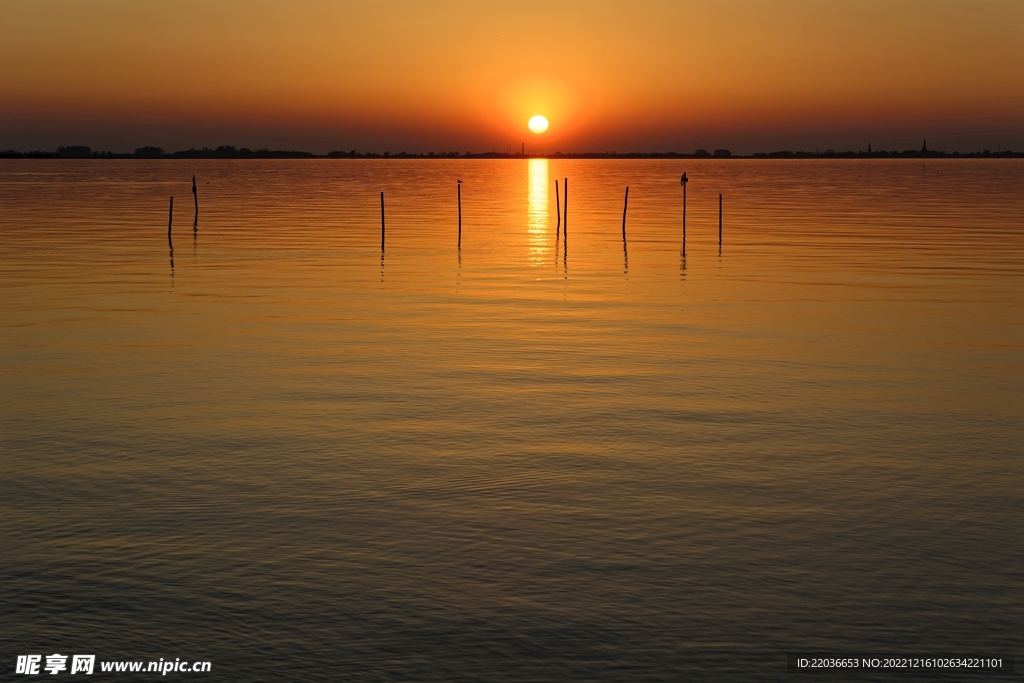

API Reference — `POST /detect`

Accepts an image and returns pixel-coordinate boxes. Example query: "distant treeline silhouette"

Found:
[1,144,1020,159]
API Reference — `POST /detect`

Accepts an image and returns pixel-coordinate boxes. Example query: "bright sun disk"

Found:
[528,115,549,134]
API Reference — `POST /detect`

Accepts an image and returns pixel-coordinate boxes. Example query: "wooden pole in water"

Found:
[457,180,462,246]
[681,173,688,256]
[555,180,561,237]
[622,186,629,273]
[380,192,385,251]
[563,177,568,237]
[621,186,629,241]
[719,193,722,249]
[168,196,174,270]
[192,175,198,236]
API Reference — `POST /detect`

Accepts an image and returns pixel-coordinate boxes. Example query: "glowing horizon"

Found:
[1,0,1022,154]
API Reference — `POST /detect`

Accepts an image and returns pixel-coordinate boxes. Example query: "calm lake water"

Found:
[1,159,1022,681]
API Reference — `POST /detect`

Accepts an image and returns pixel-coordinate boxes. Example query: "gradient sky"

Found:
[2,0,1022,154]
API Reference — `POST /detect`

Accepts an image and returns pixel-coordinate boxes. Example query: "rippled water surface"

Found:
[2,159,1022,681]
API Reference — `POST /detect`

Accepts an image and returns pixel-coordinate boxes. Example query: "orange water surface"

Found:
[2,159,1022,681]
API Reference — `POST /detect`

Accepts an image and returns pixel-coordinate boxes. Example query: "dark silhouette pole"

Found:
[457,180,462,248]
[192,175,198,237]
[621,186,629,240]
[168,196,174,271]
[563,177,568,237]
[622,186,629,273]
[562,178,568,270]
[719,193,722,251]
[555,180,561,238]
[681,173,688,256]
[380,192,385,252]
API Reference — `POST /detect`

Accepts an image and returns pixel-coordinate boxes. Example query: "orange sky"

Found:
[2,0,1022,154]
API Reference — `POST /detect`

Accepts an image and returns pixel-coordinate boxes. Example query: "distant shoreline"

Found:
[3,145,1020,160]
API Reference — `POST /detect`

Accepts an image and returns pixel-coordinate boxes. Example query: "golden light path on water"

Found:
[2,159,1022,682]
[527,158,549,263]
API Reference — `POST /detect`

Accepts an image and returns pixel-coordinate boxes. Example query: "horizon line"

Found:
[3,145,1021,160]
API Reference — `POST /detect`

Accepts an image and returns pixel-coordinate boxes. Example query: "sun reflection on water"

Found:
[527,158,549,262]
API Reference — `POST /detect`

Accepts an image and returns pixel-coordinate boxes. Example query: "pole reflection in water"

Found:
[527,158,549,263]
[563,226,568,277]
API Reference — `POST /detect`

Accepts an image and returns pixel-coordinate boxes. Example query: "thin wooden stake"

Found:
[621,186,629,240]
[681,173,688,256]
[168,196,174,271]
[380,192,385,251]
[555,180,561,237]
[457,181,462,247]
[563,177,568,237]
[192,175,198,236]
[622,187,629,273]
[719,193,722,249]
[563,178,568,269]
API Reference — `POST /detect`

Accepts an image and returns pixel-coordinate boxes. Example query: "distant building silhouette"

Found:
[57,146,91,158]
[134,146,164,158]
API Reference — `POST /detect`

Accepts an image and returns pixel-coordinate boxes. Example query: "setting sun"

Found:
[2,1,1021,681]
